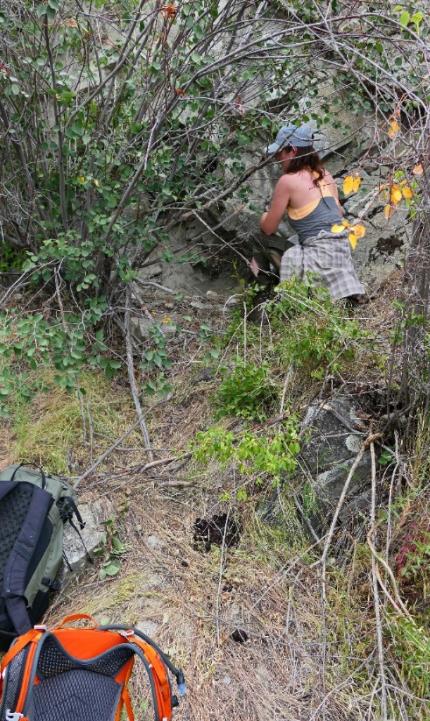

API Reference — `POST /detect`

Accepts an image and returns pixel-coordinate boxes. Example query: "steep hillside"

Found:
[2,271,429,721]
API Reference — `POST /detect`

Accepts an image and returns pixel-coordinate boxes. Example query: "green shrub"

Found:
[267,277,365,379]
[193,417,300,486]
[0,242,26,272]
[0,302,120,414]
[389,616,430,700]
[214,361,278,421]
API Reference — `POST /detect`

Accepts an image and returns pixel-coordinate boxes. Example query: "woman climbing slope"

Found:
[260,123,365,302]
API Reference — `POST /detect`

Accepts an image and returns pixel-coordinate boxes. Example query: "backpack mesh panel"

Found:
[0,485,34,613]
[32,670,121,721]
[37,636,134,678]
[0,648,28,719]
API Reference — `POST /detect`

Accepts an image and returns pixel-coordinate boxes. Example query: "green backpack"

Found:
[0,463,84,649]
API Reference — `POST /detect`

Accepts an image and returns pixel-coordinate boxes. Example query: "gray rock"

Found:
[313,456,371,505]
[190,300,210,311]
[136,619,159,638]
[299,395,373,525]
[130,316,155,341]
[137,263,163,280]
[63,498,114,573]
[300,396,367,479]
[146,534,164,550]
[206,290,219,301]
[346,183,411,287]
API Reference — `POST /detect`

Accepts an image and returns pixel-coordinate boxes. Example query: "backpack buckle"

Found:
[34,625,47,631]
[118,629,134,639]
[6,711,25,720]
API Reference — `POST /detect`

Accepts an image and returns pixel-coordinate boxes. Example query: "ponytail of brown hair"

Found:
[284,146,325,185]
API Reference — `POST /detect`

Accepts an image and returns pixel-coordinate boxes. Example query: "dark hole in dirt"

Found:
[196,368,213,382]
[369,234,403,261]
[231,629,248,643]
[193,513,241,552]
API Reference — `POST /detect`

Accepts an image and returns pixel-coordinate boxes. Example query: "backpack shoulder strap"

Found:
[1,629,44,717]
[2,485,53,635]
[129,635,174,721]
[101,626,185,720]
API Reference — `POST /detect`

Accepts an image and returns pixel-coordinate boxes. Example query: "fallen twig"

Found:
[367,536,412,619]
[315,433,382,600]
[279,368,294,415]
[125,285,153,460]
[74,420,141,487]
[137,454,191,472]
[369,440,388,721]
[134,278,177,295]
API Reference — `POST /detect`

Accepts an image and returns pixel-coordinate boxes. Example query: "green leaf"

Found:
[102,559,121,577]
[112,536,126,554]
[411,11,424,31]
[379,449,394,466]
[35,5,49,17]
[399,10,410,27]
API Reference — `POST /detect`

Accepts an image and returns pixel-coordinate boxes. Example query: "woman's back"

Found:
[284,168,338,210]
[284,168,343,242]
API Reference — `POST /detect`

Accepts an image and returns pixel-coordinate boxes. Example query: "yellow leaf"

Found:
[77,175,86,184]
[352,176,362,193]
[352,224,366,239]
[390,185,402,204]
[93,179,100,187]
[402,186,413,199]
[348,232,358,250]
[341,219,350,228]
[412,163,423,176]
[388,118,400,139]
[343,175,361,195]
[331,223,346,234]
[384,204,395,220]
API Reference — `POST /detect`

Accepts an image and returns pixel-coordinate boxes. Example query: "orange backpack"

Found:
[0,613,185,721]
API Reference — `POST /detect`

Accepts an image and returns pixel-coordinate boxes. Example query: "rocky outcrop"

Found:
[63,498,114,573]
[134,120,411,298]
[299,395,373,531]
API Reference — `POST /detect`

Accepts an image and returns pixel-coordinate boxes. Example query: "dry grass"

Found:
[48,478,372,721]
[41,361,374,721]
[7,370,143,474]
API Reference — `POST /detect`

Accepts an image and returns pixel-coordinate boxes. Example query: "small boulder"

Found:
[299,395,373,527]
[136,619,159,638]
[63,498,114,573]
[130,316,155,341]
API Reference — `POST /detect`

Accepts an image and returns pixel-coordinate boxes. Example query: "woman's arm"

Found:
[260,175,290,235]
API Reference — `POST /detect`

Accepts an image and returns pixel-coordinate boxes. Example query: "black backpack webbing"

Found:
[0,481,53,636]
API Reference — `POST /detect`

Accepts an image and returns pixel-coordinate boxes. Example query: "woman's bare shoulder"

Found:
[278,170,306,186]
[275,173,294,190]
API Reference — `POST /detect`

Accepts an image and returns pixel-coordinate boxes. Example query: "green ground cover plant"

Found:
[214,361,278,421]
